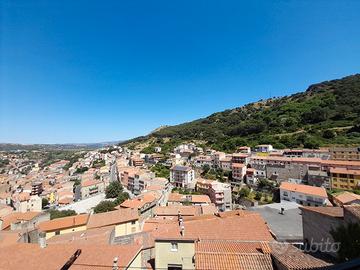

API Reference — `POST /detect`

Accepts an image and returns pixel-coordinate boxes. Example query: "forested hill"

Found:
[122,74,360,152]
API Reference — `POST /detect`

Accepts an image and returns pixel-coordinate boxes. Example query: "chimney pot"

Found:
[39,232,47,248]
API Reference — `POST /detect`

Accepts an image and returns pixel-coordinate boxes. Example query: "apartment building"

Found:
[170,165,195,189]
[255,144,273,153]
[213,151,226,168]
[280,182,328,207]
[30,181,43,196]
[196,179,232,211]
[131,157,144,167]
[330,167,360,190]
[193,155,213,168]
[219,157,232,171]
[330,147,360,161]
[208,181,232,211]
[231,153,250,164]
[80,180,105,199]
[231,163,246,183]
[12,193,42,213]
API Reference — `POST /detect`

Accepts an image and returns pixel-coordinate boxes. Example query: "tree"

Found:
[322,129,336,139]
[239,187,250,198]
[93,201,116,214]
[330,222,360,262]
[114,192,130,205]
[105,181,123,199]
[49,209,77,220]
[42,198,49,209]
[255,192,262,201]
[201,164,211,175]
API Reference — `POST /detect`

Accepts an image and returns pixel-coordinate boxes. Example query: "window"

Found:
[131,221,136,225]
[168,265,182,270]
[171,242,178,251]
[55,231,60,235]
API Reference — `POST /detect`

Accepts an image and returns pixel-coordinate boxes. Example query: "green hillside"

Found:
[122,74,360,153]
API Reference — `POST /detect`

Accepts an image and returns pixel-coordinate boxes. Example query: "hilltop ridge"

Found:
[122,74,360,153]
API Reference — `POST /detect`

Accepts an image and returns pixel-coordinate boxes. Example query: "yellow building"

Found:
[155,240,195,270]
[86,208,140,237]
[330,167,360,190]
[37,214,89,239]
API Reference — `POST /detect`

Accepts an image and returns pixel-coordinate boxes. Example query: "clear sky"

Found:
[1,0,360,144]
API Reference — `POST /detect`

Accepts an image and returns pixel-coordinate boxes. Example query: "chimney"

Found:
[39,232,47,248]
[180,225,185,237]
[112,256,119,270]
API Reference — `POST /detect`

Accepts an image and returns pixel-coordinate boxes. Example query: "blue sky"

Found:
[1,0,360,144]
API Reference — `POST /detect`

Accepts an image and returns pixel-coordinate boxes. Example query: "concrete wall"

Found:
[302,209,343,257]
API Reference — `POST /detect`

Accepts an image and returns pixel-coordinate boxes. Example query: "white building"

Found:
[170,165,195,189]
[280,182,328,207]
[255,144,274,153]
[209,181,232,211]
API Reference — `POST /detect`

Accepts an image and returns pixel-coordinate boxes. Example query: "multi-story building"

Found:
[280,182,328,207]
[131,157,144,167]
[330,167,360,191]
[307,166,330,188]
[254,144,273,153]
[196,179,232,211]
[208,181,232,211]
[170,166,195,189]
[231,153,250,165]
[231,163,246,184]
[80,180,105,199]
[330,147,360,161]
[193,155,214,168]
[212,152,226,168]
[12,193,42,213]
[30,181,43,196]
[219,157,232,171]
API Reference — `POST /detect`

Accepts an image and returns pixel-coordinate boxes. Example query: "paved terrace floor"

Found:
[249,201,303,242]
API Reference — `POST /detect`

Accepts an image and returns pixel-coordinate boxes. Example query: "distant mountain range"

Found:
[0,141,122,151]
[122,74,360,153]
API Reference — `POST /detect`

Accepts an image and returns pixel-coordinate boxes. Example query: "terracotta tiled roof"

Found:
[58,197,73,205]
[47,226,115,245]
[87,208,138,229]
[195,240,273,270]
[154,205,200,217]
[0,243,142,270]
[271,243,332,270]
[120,192,157,210]
[145,185,163,191]
[0,212,42,230]
[334,191,360,205]
[37,214,89,232]
[168,193,211,204]
[330,167,360,175]
[280,182,327,198]
[0,231,21,247]
[155,210,273,241]
[300,206,344,218]
[81,180,102,188]
[232,163,246,168]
